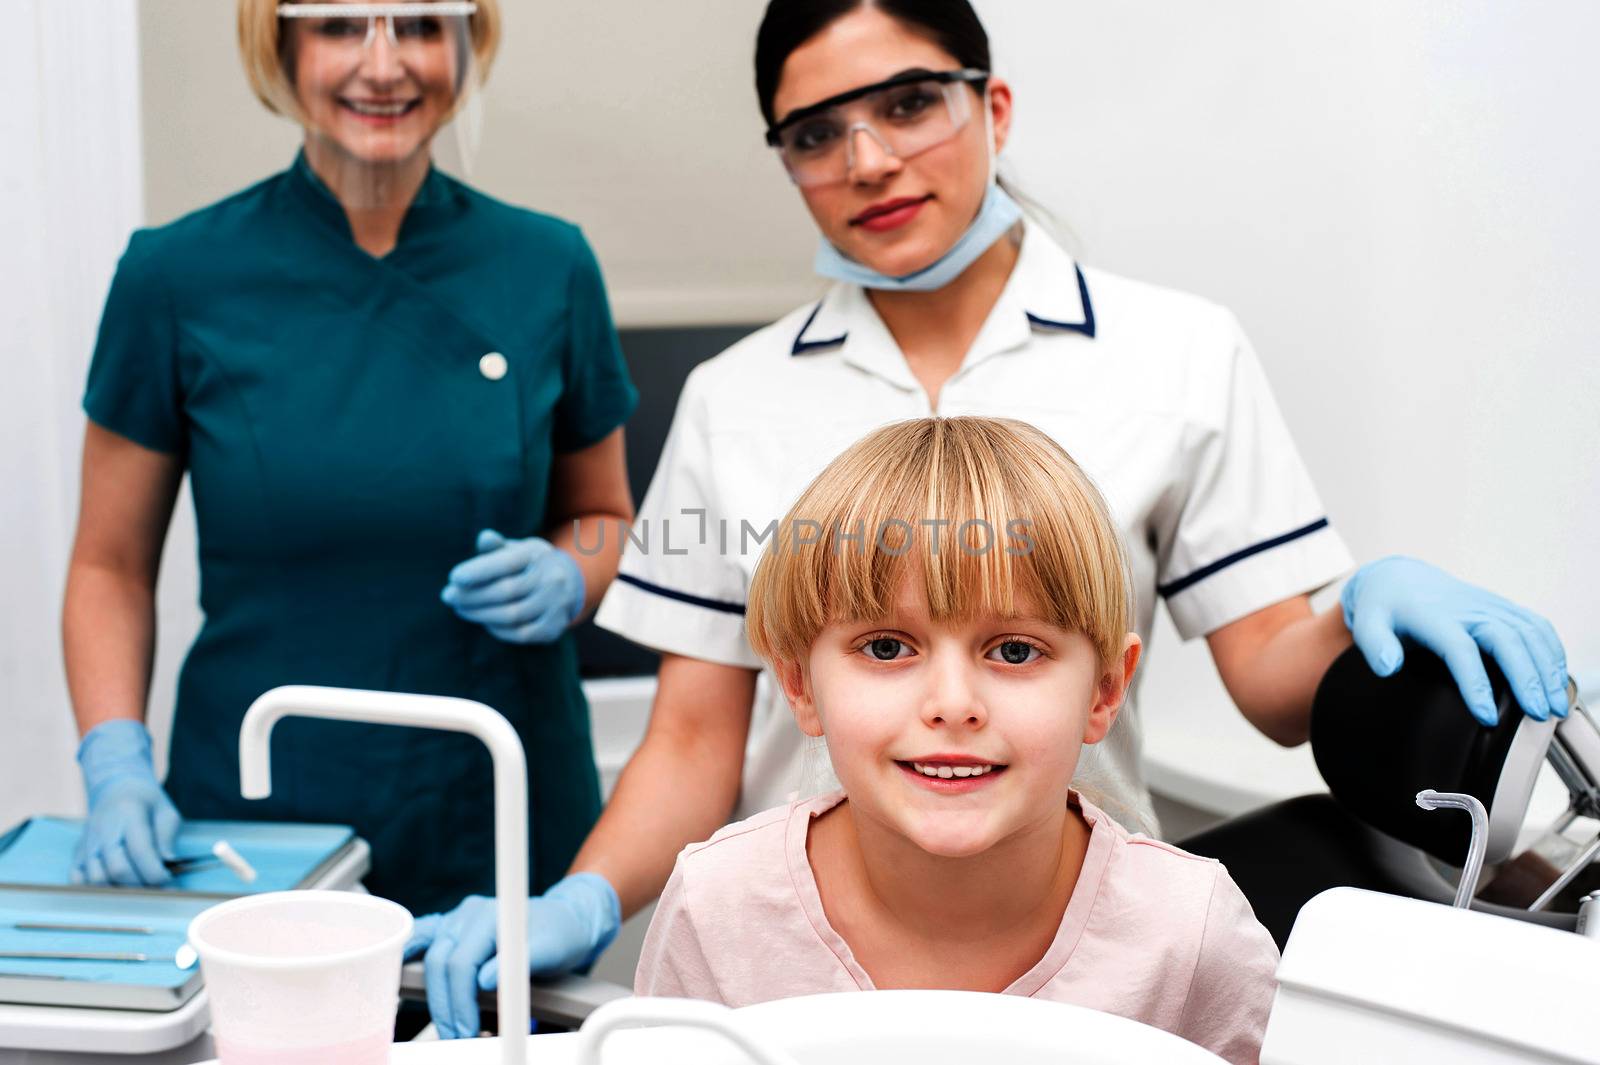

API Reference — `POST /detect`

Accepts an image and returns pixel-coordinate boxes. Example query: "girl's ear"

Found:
[774,656,824,738]
[1083,633,1143,745]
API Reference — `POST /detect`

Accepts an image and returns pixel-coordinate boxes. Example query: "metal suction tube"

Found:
[1415,789,1488,909]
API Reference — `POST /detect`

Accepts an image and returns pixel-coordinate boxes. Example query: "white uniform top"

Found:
[595,218,1353,835]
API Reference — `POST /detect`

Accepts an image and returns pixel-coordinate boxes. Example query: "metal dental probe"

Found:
[11,922,156,935]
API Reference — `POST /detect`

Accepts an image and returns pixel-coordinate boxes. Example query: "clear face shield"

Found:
[276,2,482,206]
[765,68,988,188]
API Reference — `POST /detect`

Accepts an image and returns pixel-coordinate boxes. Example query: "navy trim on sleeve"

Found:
[791,301,848,355]
[1024,265,1097,339]
[616,573,747,616]
[1157,518,1331,599]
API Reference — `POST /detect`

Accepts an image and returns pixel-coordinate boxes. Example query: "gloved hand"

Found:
[1342,556,1569,726]
[440,529,585,645]
[71,719,181,887]
[404,873,621,1040]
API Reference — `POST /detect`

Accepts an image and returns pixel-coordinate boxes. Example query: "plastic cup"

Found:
[188,890,413,1065]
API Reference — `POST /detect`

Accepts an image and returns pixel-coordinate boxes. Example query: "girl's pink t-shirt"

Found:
[636,791,1280,1065]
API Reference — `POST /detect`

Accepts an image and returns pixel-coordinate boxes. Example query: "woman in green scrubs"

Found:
[60,0,636,919]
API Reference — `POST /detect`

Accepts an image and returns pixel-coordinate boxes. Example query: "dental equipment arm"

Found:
[239,686,529,1065]
[1527,690,1600,911]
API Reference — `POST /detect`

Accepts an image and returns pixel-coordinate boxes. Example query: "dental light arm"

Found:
[239,685,529,1065]
[1550,688,1600,818]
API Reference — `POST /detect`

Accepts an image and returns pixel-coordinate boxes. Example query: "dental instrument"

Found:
[10,922,155,935]
[162,856,217,876]
[162,840,257,882]
[0,952,177,964]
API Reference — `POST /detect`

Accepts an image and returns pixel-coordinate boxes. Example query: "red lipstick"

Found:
[850,195,933,233]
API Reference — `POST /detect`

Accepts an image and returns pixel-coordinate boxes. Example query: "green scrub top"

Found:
[83,153,638,916]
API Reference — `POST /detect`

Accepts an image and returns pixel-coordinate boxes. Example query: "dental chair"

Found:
[1182,642,1598,947]
[1200,646,1600,1065]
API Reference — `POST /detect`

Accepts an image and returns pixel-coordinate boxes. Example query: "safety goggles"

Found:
[764,68,988,188]
[276,2,477,59]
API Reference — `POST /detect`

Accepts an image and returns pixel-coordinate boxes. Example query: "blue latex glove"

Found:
[1342,556,1569,726]
[404,873,621,1040]
[440,529,585,645]
[71,720,181,887]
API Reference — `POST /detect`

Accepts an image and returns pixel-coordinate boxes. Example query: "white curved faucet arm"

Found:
[240,685,529,1065]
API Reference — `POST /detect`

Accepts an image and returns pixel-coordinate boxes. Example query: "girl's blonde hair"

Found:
[746,417,1131,671]
[237,0,503,124]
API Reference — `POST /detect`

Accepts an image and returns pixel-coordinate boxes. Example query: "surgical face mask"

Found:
[810,85,1023,293]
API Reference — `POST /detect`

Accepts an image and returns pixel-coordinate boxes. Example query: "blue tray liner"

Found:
[0,889,216,987]
[0,817,354,895]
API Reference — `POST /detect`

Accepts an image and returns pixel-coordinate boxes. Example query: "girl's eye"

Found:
[989,640,1041,665]
[861,637,911,661]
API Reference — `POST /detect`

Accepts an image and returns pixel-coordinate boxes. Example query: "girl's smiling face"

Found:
[777,577,1140,859]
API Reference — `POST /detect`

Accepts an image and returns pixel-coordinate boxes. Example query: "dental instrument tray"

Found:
[0,817,362,1012]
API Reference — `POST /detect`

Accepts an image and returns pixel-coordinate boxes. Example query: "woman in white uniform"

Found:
[415,0,1570,1034]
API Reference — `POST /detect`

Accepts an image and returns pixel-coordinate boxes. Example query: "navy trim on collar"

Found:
[1156,518,1331,599]
[1025,265,1096,338]
[617,574,747,616]
[791,301,848,356]
[791,260,1096,356]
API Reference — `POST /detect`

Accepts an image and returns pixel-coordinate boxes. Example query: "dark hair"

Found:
[755,0,991,127]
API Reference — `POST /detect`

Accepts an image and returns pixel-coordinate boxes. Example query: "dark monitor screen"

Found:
[574,323,761,678]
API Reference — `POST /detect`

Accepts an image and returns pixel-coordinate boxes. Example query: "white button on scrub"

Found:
[479,352,508,381]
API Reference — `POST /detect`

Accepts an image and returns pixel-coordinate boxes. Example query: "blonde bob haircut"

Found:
[237,0,502,124]
[746,417,1132,673]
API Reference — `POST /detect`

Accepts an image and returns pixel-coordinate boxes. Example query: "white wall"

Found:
[974,1,1600,757]
[1,2,147,826]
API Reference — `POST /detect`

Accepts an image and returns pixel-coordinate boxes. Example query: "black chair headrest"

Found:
[1310,641,1530,865]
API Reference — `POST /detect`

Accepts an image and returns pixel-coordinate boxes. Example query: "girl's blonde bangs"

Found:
[747,418,1131,670]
